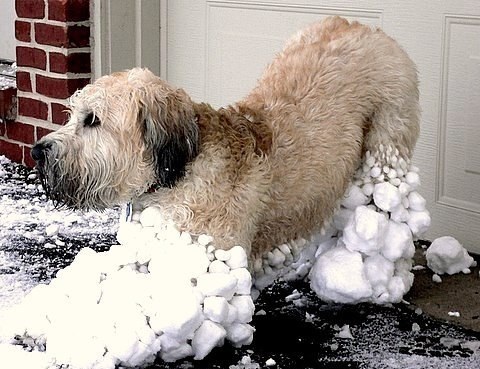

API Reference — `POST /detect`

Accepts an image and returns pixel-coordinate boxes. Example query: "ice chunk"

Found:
[426,236,474,275]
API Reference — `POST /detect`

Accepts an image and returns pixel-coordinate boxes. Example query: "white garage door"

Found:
[97,0,480,253]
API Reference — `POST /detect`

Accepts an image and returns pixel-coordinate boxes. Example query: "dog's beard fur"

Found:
[34,70,200,211]
[36,138,144,211]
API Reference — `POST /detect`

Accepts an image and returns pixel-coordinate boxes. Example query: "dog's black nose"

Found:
[31,143,49,162]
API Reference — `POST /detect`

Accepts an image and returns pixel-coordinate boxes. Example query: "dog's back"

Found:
[237,16,420,256]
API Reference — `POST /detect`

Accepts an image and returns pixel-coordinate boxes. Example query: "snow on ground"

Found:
[0,154,479,368]
[0,62,16,90]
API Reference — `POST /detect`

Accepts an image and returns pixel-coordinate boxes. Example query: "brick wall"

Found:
[0,0,91,167]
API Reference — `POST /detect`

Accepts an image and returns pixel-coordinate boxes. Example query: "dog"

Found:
[31,16,419,263]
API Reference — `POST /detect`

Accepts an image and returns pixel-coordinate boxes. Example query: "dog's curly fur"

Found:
[32,17,419,261]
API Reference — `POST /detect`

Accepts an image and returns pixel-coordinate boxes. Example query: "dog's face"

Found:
[31,68,199,210]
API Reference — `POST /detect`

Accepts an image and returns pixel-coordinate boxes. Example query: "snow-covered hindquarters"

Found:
[253,146,431,304]
[1,206,254,368]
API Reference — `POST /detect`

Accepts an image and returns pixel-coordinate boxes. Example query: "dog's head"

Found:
[31,68,199,210]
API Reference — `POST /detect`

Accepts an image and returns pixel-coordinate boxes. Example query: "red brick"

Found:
[16,71,32,92]
[51,102,70,125]
[35,23,68,47]
[49,52,91,74]
[16,46,47,70]
[36,126,55,140]
[35,23,90,48]
[36,75,90,99]
[0,139,23,163]
[15,20,31,42]
[18,97,48,120]
[23,145,37,168]
[48,0,89,22]
[67,25,90,47]
[6,121,35,144]
[16,0,45,19]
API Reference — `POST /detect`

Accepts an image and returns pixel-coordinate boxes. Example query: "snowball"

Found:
[426,236,474,275]
[310,247,372,304]
[364,254,394,297]
[209,260,230,273]
[405,171,421,189]
[407,191,426,211]
[226,323,255,347]
[198,234,214,246]
[342,206,388,255]
[381,221,414,262]
[341,185,369,209]
[225,246,248,269]
[203,296,230,323]
[196,273,238,299]
[191,320,226,360]
[332,208,354,230]
[230,268,252,295]
[230,296,255,323]
[139,206,164,227]
[407,210,431,237]
[373,182,402,212]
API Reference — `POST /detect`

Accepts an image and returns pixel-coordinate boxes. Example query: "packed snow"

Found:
[254,146,430,305]
[426,236,476,275]
[0,142,477,368]
[1,205,255,368]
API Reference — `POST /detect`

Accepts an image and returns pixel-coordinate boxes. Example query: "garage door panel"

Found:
[206,1,382,107]
[439,15,480,214]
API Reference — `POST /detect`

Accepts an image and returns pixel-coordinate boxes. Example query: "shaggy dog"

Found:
[31,16,419,262]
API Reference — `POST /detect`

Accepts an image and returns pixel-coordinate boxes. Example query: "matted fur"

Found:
[32,17,420,262]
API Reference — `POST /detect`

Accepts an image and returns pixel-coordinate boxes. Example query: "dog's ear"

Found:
[141,82,199,188]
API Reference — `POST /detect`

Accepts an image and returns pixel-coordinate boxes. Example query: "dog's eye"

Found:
[84,112,101,127]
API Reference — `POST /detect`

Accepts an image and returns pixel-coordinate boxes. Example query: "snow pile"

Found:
[426,236,475,275]
[1,206,254,368]
[253,147,431,304]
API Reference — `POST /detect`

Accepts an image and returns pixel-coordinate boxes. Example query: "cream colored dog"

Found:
[32,16,419,262]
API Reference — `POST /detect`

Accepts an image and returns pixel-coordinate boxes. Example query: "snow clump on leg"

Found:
[251,146,431,305]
